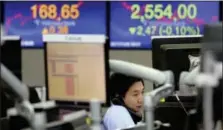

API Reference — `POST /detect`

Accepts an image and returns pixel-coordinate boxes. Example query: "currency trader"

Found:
[103,73,144,130]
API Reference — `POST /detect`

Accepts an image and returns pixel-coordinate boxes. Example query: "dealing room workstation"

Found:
[0,1,223,130]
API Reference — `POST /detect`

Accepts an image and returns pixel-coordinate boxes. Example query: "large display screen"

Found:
[4,1,106,48]
[110,2,219,49]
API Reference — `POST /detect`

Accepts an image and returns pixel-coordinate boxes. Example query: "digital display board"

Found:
[110,2,219,49]
[4,1,106,48]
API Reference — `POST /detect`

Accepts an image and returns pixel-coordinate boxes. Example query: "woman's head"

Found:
[110,73,144,112]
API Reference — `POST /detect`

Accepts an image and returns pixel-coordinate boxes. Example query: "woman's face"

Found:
[123,81,144,112]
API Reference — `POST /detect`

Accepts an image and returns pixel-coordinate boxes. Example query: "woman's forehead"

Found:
[129,81,144,92]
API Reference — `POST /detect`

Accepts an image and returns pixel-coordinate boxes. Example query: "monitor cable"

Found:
[174,92,189,116]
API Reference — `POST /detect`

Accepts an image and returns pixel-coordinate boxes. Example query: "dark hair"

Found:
[109,73,144,99]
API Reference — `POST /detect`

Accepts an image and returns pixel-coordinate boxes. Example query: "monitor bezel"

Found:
[43,39,110,109]
[1,37,22,81]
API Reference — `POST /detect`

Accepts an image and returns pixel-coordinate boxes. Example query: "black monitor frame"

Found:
[43,38,110,110]
[1,36,22,118]
[1,36,22,80]
[152,35,203,90]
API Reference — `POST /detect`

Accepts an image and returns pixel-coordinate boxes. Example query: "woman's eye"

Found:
[133,94,138,97]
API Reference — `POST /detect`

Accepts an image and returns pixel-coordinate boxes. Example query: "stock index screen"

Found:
[110,1,219,49]
[4,1,106,48]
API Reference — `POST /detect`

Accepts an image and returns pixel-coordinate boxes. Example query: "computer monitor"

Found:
[1,36,21,117]
[1,36,21,80]
[152,35,202,91]
[43,34,109,108]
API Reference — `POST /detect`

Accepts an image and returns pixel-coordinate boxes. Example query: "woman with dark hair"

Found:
[103,73,145,130]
